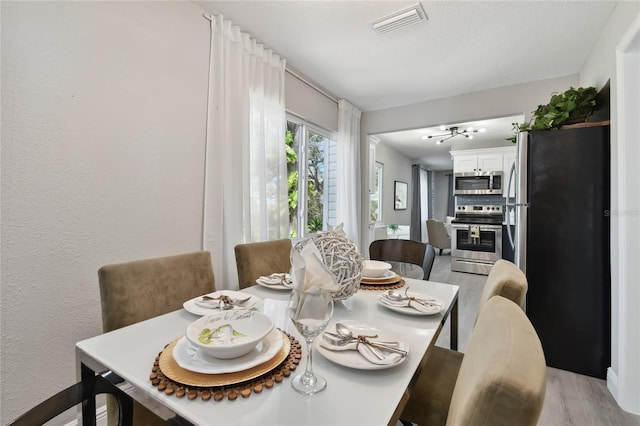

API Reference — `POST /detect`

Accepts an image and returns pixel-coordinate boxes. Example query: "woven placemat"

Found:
[360,279,406,291]
[150,331,302,401]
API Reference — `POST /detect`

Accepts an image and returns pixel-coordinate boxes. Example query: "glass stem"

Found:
[303,338,315,380]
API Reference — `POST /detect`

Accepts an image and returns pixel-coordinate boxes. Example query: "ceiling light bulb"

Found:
[437,139,444,144]
[468,135,474,139]
[467,127,474,132]
[439,125,447,131]
[422,135,429,140]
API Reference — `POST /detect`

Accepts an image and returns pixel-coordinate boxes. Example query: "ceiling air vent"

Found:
[372,3,427,35]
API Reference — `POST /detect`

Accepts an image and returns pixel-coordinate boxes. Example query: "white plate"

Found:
[172,328,284,374]
[183,290,261,316]
[315,321,408,370]
[377,292,444,316]
[256,275,293,291]
[361,270,398,281]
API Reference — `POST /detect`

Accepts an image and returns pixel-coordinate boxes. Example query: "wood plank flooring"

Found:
[428,253,640,426]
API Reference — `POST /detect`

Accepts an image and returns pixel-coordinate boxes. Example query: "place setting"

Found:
[255,273,293,291]
[378,288,445,316]
[359,260,405,290]
[316,320,409,370]
[151,309,302,401]
[183,290,262,316]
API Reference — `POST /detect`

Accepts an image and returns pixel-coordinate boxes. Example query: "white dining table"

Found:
[76,278,459,426]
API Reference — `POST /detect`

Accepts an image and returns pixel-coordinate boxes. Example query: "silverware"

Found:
[322,333,407,356]
[202,294,251,305]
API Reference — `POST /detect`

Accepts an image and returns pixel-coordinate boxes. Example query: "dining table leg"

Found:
[450,298,458,351]
[80,363,97,426]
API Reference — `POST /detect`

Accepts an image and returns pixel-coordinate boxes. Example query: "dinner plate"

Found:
[315,320,408,370]
[183,290,261,316]
[377,292,444,316]
[360,270,397,281]
[256,275,293,291]
[172,328,284,374]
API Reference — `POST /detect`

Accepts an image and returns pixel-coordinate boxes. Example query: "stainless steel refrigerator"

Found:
[506,125,611,379]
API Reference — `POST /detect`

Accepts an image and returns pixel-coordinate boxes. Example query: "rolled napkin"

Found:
[379,294,444,314]
[320,336,404,365]
[257,273,292,287]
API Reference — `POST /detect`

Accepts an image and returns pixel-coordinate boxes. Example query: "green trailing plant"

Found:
[506,86,599,143]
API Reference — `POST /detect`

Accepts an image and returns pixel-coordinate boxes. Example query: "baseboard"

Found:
[62,404,108,426]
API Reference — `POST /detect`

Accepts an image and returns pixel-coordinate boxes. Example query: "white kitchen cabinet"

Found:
[452,152,503,173]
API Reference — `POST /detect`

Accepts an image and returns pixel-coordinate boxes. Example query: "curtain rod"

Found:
[285,69,339,104]
[203,13,338,105]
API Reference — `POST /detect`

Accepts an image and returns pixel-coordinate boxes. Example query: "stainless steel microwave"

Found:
[454,171,503,195]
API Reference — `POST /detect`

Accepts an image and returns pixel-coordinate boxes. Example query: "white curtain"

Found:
[203,15,288,288]
[336,99,361,247]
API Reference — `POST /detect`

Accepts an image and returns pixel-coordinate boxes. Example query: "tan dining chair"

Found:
[427,219,452,255]
[98,251,216,426]
[369,239,436,280]
[402,296,546,426]
[400,259,530,426]
[234,239,292,289]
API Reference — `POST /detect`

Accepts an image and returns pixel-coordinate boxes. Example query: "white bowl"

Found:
[362,260,392,278]
[186,310,274,359]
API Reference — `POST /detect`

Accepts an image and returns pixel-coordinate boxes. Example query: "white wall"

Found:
[358,74,579,248]
[0,2,210,424]
[579,0,640,414]
[373,142,413,227]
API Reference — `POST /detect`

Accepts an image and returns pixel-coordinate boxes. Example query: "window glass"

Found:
[370,162,383,224]
[286,116,337,237]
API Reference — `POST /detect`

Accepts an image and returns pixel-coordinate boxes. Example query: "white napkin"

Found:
[290,241,339,294]
[256,273,292,287]
[379,294,444,314]
[320,338,404,365]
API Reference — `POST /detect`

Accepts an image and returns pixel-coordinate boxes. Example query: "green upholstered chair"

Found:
[98,251,216,425]
[234,239,292,289]
[401,260,533,426]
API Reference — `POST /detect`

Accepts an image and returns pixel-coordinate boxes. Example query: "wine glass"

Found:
[288,288,334,395]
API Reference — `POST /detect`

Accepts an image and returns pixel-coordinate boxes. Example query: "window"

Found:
[370,162,383,224]
[286,116,337,237]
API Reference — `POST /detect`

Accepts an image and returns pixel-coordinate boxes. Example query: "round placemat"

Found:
[150,331,302,401]
[360,279,406,291]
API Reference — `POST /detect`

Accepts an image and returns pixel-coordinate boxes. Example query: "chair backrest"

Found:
[369,239,434,280]
[8,374,133,426]
[234,239,292,289]
[446,296,547,426]
[98,251,216,332]
[427,219,451,249]
[476,259,528,321]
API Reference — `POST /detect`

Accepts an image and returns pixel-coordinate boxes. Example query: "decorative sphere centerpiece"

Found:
[293,224,363,300]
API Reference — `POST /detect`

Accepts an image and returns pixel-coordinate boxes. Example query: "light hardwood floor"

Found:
[429,253,640,426]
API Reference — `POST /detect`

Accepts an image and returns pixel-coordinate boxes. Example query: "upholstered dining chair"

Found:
[369,239,436,281]
[400,259,530,426]
[8,372,133,426]
[98,251,216,426]
[234,239,292,289]
[427,219,452,255]
[402,296,546,426]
